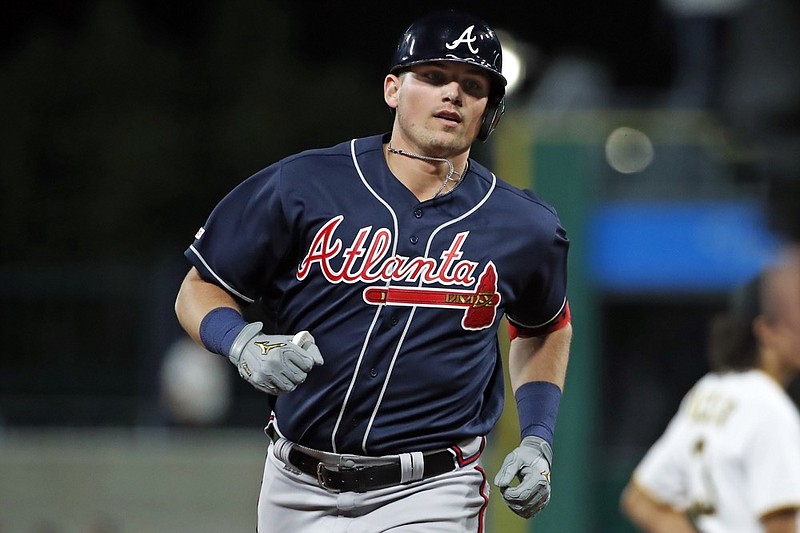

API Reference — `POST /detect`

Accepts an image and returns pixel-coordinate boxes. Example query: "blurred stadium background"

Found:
[1,0,799,531]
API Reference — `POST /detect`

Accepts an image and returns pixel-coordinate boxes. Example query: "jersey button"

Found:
[370,368,378,377]
[409,235,419,244]
[414,209,423,218]
[390,316,398,326]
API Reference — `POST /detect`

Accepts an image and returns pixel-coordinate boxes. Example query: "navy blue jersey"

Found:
[186,133,569,455]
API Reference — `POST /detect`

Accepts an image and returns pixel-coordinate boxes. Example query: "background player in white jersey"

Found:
[620,247,800,533]
[174,9,572,532]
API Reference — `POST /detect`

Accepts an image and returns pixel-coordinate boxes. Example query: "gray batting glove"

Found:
[228,322,324,395]
[494,436,553,519]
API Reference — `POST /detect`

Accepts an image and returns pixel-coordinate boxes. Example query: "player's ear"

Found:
[752,315,775,355]
[384,74,400,110]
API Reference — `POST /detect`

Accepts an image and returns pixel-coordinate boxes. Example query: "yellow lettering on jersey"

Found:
[686,390,737,426]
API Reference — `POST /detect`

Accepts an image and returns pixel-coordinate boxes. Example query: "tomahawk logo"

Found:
[363,262,501,331]
[445,25,479,54]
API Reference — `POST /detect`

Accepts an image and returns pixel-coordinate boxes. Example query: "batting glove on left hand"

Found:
[228,322,324,396]
[494,436,553,519]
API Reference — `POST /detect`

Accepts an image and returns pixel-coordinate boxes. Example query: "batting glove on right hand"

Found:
[494,436,553,519]
[228,322,324,395]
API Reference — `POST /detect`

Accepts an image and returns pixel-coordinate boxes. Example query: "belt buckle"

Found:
[316,462,341,493]
[316,457,359,492]
[317,462,353,493]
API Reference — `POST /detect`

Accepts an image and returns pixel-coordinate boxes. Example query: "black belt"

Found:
[287,447,458,493]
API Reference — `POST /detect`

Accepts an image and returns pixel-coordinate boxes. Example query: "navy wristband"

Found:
[199,307,247,356]
[515,381,562,447]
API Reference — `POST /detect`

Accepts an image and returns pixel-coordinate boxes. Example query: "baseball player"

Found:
[175,9,572,532]
[620,248,800,533]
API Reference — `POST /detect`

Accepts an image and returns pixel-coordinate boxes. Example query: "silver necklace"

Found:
[387,142,466,199]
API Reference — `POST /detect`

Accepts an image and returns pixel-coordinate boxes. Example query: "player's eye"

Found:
[422,70,445,84]
[462,79,482,92]
[461,78,489,98]
[413,67,489,98]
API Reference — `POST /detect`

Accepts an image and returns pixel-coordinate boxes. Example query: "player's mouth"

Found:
[433,110,462,126]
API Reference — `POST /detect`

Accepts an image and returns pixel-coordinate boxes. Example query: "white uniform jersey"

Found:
[633,369,800,533]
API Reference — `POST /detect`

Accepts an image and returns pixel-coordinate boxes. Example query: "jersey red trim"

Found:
[508,301,571,340]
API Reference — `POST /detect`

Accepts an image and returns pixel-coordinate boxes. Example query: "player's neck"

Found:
[384,141,469,201]
[758,349,799,389]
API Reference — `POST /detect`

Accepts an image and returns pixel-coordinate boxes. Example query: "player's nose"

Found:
[442,81,463,105]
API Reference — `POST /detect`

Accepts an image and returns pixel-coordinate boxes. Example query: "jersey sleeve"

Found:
[631,397,694,511]
[746,397,800,518]
[505,218,570,337]
[184,163,292,303]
